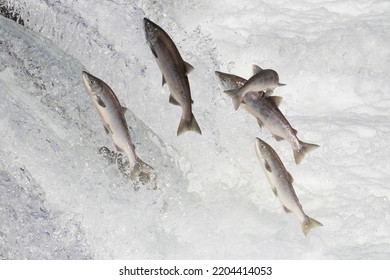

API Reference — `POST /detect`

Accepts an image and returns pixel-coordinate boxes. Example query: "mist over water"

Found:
[1,0,390,259]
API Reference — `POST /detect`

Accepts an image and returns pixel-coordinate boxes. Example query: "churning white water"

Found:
[1,0,390,259]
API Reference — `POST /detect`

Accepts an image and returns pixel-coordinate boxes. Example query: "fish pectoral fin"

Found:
[256,118,264,129]
[268,96,283,107]
[169,94,180,106]
[283,205,292,213]
[162,75,166,86]
[104,125,110,135]
[252,64,263,74]
[272,134,284,141]
[271,185,278,196]
[264,159,272,173]
[278,83,287,87]
[184,61,194,74]
[151,46,158,58]
[287,171,294,183]
[94,95,106,108]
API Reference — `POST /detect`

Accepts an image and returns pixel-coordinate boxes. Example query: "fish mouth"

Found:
[82,71,92,84]
[143,17,155,30]
[143,17,151,25]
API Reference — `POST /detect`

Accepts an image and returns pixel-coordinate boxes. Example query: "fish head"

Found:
[262,69,286,91]
[255,138,273,159]
[214,71,247,91]
[82,71,104,98]
[143,17,160,46]
[263,69,280,90]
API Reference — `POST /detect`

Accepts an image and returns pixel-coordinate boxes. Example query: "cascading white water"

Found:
[1,0,390,259]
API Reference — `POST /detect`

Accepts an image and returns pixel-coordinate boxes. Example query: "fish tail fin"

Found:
[224,88,238,98]
[293,140,320,164]
[177,114,202,136]
[224,88,242,110]
[232,93,242,110]
[130,157,154,182]
[301,216,323,236]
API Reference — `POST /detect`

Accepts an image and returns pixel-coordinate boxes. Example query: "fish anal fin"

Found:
[169,94,180,106]
[252,64,263,74]
[268,96,283,107]
[273,134,284,141]
[184,61,194,74]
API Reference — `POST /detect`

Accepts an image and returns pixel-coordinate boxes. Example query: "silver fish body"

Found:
[144,18,201,136]
[255,138,322,236]
[82,71,153,178]
[226,65,286,110]
[215,71,318,164]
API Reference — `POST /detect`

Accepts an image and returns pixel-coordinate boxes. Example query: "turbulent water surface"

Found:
[1,0,390,259]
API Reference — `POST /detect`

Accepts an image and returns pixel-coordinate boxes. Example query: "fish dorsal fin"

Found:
[122,106,128,114]
[268,96,283,107]
[169,94,180,106]
[286,171,294,183]
[283,205,292,213]
[184,61,194,74]
[252,64,263,74]
[264,159,272,173]
[94,95,106,108]
[162,75,166,86]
